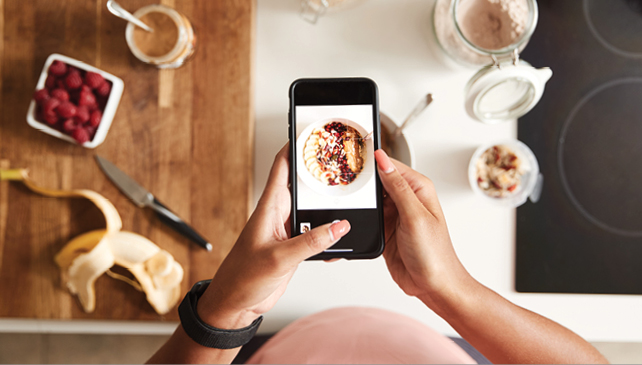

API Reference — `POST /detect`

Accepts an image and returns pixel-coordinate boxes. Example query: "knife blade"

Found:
[95,155,212,251]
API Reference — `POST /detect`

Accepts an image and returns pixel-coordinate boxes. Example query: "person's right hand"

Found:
[375,150,610,365]
[374,150,472,310]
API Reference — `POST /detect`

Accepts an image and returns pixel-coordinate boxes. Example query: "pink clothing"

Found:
[247,307,476,364]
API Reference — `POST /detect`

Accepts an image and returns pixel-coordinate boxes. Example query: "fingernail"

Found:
[329,220,351,242]
[375,150,395,174]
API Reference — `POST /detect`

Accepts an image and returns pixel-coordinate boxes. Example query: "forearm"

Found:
[147,325,241,364]
[147,292,257,364]
[423,277,608,364]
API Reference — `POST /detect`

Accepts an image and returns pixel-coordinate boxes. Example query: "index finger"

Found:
[256,143,289,210]
[375,150,426,220]
[389,157,445,219]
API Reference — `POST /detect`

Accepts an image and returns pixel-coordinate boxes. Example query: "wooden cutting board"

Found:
[0,0,254,321]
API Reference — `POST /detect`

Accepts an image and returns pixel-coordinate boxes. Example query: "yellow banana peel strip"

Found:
[1,168,183,315]
[2,169,122,234]
[106,269,143,291]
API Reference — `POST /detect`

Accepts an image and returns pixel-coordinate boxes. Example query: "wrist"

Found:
[196,290,258,330]
[417,270,479,317]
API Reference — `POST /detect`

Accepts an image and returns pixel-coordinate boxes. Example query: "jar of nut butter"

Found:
[125,4,196,69]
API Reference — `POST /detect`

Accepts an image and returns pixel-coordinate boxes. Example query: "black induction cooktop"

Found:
[516,0,642,294]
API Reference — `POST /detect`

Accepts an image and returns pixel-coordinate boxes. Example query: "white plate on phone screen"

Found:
[296,117,375,197]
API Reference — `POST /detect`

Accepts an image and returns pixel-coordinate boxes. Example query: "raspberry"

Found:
[71,127,90,144]
[49,60,68,76]
[56,101,77,118]
[95,81,111,97]
[45,75,56,89]
[50,89,69,102]
[84,72,105,89]
[65,71,83,90]
[62,118,79,133]
[74,106,90,124]
[42,97,61,113]
[43,111,59,125]
[33,89,50,104]
[85,125,97,137]
[56,79,67,90]
[88,110,102,128]
[78,88,96,107]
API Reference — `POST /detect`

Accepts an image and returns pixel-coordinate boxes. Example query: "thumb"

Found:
[278,220,351,263]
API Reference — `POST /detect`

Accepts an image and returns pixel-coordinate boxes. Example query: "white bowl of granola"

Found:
[468,139,542,207]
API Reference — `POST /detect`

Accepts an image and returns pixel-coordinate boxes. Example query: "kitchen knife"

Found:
[95,155,212,251]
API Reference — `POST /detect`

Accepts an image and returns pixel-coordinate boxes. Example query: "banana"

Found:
[129,264,181,315]
[55,230,107,269]
[109,231,160,267]
[66,237,115,312]
[153,261,184,290]
[106,270,143,291]
[145,250,174,277]
[2,169,122,235]
[2,168,184,315]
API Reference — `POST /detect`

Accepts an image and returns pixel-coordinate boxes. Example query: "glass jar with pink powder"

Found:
[433,0,553,125]
[434,0,538,67]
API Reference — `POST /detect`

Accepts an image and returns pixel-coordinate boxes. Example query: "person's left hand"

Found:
[196,143,351,330]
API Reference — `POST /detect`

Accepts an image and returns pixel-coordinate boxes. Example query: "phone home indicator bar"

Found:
[323,249,354,253]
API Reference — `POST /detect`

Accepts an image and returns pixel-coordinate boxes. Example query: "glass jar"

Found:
[300,0,368,24]
[433,0,552,124]
[433,0,538,67]
[125,4,196,69]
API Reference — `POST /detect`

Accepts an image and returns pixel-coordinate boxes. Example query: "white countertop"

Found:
[253,0,642,343]
[3,0,640,341]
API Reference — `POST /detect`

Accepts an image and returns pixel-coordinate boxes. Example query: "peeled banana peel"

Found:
[1,168,183,315]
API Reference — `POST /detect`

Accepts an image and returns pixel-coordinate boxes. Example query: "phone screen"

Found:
[289,78,384,260]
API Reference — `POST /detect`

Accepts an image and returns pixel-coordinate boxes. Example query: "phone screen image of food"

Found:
[294,104,383,258]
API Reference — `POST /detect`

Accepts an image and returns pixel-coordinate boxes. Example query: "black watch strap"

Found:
[178,280,263,349]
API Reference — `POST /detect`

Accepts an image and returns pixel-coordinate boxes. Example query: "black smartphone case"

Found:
[288,77,385,260]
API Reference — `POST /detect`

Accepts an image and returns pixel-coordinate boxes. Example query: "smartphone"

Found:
[289,78,385,260]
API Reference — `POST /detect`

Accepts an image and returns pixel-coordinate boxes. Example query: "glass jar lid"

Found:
[464,60,552,124]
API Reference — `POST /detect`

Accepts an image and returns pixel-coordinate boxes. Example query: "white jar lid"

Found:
[464,60,552,124]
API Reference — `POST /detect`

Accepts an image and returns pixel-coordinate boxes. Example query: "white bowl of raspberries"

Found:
[27,54,124,148]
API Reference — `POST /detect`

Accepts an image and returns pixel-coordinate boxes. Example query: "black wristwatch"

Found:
[178,280,263,349]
